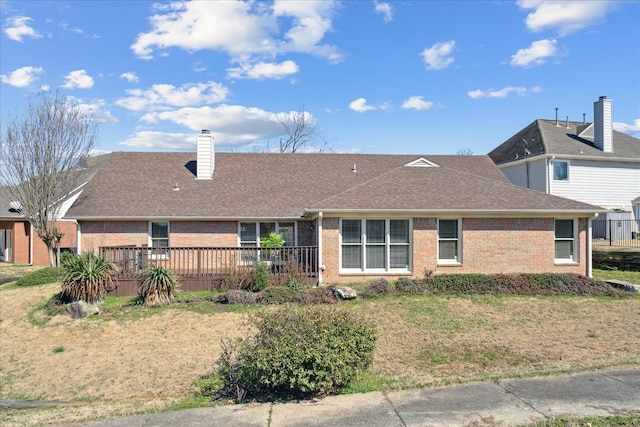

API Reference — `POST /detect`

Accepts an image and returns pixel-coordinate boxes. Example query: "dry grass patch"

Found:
[1,279,639,425]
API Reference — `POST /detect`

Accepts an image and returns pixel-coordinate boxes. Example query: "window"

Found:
[555,219,575,261]
[150,222,169,248]
[553,161,568,181]
[438,219,460,263]
[340,219,410,272]
[239,222,296,247]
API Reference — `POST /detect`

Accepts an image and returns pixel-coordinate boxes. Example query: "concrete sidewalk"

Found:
[58,367,640,427]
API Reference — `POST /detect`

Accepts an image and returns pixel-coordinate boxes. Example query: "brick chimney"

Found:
[196,129,214,179]
[594,96,613,152]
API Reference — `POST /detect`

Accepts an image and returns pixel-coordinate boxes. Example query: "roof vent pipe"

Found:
[555,108,559,126]
[566,116,569,128]
[583,113,586,124]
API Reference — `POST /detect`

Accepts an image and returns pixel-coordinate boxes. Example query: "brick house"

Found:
[0,156,106,266]
[64,130,603,284]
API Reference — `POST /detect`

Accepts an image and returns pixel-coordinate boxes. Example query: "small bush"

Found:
[137,266,180,307]
[260,286,297,304]
[253,262,270,292]
[395,277,429,294]
[215,267,256,291]
[216,306,378,401]
[60,252,117,304]
[14,267,65,287]
[225,290,259,305]
[361,278,394,298]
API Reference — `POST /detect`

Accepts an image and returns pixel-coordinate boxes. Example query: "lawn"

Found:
[1,266,639,426]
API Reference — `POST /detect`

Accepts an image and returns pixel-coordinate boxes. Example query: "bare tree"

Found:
[277,106,318,153]
[456,147,474,155]
[0,92,98,266]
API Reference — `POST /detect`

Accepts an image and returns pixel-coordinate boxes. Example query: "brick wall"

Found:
[321,216,589,283]
[81,221,149,252]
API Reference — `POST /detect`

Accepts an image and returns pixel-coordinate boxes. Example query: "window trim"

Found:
[339,218,412,274]
[552,160,570,182]
[148,221,170,259]
[437,218,462,265]
[238,222,298,247]
[554,218,578,263]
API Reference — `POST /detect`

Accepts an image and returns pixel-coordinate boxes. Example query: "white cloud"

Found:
[467,86,541,99]
[119,131,198,150]
[0,66,44,87]
[62,70,94,89]
[421,40,455,71]
[120,72,139,83]
[131,0,342,69]
[3,16,41,42]
[70,97,118,124]
[123,104,310,149]
[374,1,393,22]
[116,82,229,112]
[614,119,640,136]
[518,0,614,36]
[227,60,299,80]
[349,98,385,113]
[402,96,435,111]
[510,39,559,67]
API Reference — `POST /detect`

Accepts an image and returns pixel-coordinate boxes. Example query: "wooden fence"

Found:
[99,245,318,296]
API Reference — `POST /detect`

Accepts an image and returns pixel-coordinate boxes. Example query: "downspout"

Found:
[317,212,323,286]
[75,220,82,254]
[587,214,596,278]
[29,222,34,265]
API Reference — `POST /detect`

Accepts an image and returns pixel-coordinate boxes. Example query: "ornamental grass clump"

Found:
[137,265,180,307]
[60,252,117,304]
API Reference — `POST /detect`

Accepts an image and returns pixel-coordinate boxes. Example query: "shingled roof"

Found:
[488,119,640,165]
[64,152,601,220]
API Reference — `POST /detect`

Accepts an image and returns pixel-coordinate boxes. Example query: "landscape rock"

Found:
[606,279,640,293]
[66,301,100,319]
[333,286,357,300]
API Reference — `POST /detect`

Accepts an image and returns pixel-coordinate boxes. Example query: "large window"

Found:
[553,161,568,181]
[438,219,460,263]
[340,219,410,272]
[555,219,575,261]
[239,222,296,247]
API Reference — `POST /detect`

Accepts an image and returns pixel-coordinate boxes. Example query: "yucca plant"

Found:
[60,252,118,304]
[137,265,180,307]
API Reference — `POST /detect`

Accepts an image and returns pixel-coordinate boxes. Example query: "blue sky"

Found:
[1,0,639,155]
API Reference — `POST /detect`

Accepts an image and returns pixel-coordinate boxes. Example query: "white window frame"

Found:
[437,219,462,265]
[554,219,578,263]
[339,218,412,274]
[148,221,170,259]
[238,222,298,247]
[552,160,569,181]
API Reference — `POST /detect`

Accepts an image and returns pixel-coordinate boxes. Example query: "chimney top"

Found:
[599,96,607,100]
[201,129,210,134]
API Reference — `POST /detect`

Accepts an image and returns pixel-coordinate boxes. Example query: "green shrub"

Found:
[361,278,393,298]
[137,266,180,307]
[260,286,297,304]
[14,267,65,287]
[252,262,270,292]
[60,252,117,304]
[216,306,378,400]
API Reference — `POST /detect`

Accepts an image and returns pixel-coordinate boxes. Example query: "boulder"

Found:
[66,301,100,319]
[333,286,357,300]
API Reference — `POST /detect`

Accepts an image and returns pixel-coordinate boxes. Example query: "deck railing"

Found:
[99,245,318,295]
[592,219,640,248]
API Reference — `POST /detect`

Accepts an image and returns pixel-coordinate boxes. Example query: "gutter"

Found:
[29,222,33,265]
[317,212,323,286]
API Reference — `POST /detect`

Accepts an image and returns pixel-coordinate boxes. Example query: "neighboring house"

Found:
[488,96,640,228]
[64,130,603,284]
[0,156,107,265]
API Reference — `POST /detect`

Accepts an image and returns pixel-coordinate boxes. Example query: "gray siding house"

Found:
[488,96,640,231]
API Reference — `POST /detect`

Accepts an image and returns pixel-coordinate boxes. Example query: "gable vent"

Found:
[405,157,440,167]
